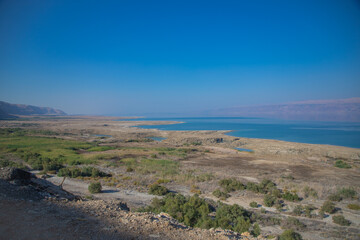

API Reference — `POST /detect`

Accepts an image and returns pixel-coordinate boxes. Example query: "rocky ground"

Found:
[0,167,263,240]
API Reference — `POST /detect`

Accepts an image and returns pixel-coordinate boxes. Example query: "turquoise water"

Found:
[235,147,254,153]
[124,117,360,148]
[148,137,167,142]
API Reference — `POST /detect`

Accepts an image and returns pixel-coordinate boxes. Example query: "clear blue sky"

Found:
[0,0,359,116]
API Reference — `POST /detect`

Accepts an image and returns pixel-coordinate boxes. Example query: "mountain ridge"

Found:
[208,98,360,122]
[0,101,66,119]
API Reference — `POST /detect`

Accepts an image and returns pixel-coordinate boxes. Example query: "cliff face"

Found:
[209,98,360,122]
[0,101,66,118]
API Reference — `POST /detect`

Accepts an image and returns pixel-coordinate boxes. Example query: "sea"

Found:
[119,117,360,149]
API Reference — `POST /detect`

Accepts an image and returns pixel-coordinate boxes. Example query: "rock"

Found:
[0,167,32,181]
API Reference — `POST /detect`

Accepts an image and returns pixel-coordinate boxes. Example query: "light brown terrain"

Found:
[0,116,359,239]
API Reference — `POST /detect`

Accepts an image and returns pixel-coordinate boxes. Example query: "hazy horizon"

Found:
[1,1,360,116]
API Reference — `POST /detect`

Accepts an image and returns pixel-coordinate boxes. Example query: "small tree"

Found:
[264,195,276,207]
[332,215,351,226]
[88,182,102,193]
[250,201,258,208]
[252,223,261,237]
[279,229,303,240]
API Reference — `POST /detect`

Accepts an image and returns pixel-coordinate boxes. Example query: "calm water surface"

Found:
[120,117,360,148]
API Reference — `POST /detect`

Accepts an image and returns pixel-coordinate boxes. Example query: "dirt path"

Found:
[46,176,155,209]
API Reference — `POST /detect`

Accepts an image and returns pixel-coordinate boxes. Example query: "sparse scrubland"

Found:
[0,117,359,240]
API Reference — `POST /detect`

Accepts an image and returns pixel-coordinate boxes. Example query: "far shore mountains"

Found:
[0,101,66,119]
[208,98,360,122]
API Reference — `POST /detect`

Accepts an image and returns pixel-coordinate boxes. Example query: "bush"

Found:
[219,178,245,192]
[321,201,336,214]
[250,201,258,208]
[279,229,303,240]
[57,166,109,178]
[282,191,300,202]
[281,217,306,231]
[252,223,261,237]
[88,182,102,193]
[347,203,360,210]
[264,195,276,207]
[334,160,351,169]
[292,205,303,216]
[328,193,342,202]
[148,184,168,196]
[338,187,357,199]
[332,215,351,226]
[213,189,230,200]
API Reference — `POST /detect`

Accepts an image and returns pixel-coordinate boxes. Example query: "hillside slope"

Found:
[0,101,66,118]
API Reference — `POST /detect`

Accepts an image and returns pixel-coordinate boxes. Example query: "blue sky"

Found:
[0,0,359,115]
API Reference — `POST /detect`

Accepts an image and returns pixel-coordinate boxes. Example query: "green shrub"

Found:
[264,195,276,207]
[292,205,303,216]
[245,179,276,194]
[279,229,303,240]
[57,166,109,178]
[338,187,356,199]
[334,160,351,169]
[282,191,300,202]
[250,201,258,208]
[281,217,306,231]
[328,193,342,202]
[321,201,336,214]
[88,182,102,193]
[252,223,261,237]
[215,203,251,233]
[139,193,212,228]
[332,215,351,226]
[347,203,360,210]
[148,184,168,196]
[219,178,245,192]
[213,189,230,200]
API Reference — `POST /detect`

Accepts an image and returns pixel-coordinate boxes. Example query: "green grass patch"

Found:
[87,146,117,152]
[0,129,95,170]
[334,160,351,169]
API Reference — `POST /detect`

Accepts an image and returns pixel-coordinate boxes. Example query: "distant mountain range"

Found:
[208,98,360,122]
[0,101,66,119]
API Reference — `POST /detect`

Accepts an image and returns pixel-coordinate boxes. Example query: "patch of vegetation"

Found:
[252,223,261,237]
[139,193,254,232]
[148,184,169,196]
[213,189,230,200]
[0,157,27,169]
[334,160,351,169]
[302,186,318,199]
[328,187,357,202]
[281,217,306,231]
[88,182,102,193]
[282,191,300,202]
[332,215,351,226]
[57,166,110,178]
[279,229,303,240]
[292,205,303,216]
[190,185,201,194]
[250,201,258,208]
[87,146,117,152]
[0,130,95,170]
[219,178,245,192]
[347,203,360,210]
[263,195,277,207]
[321,201,336,214]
